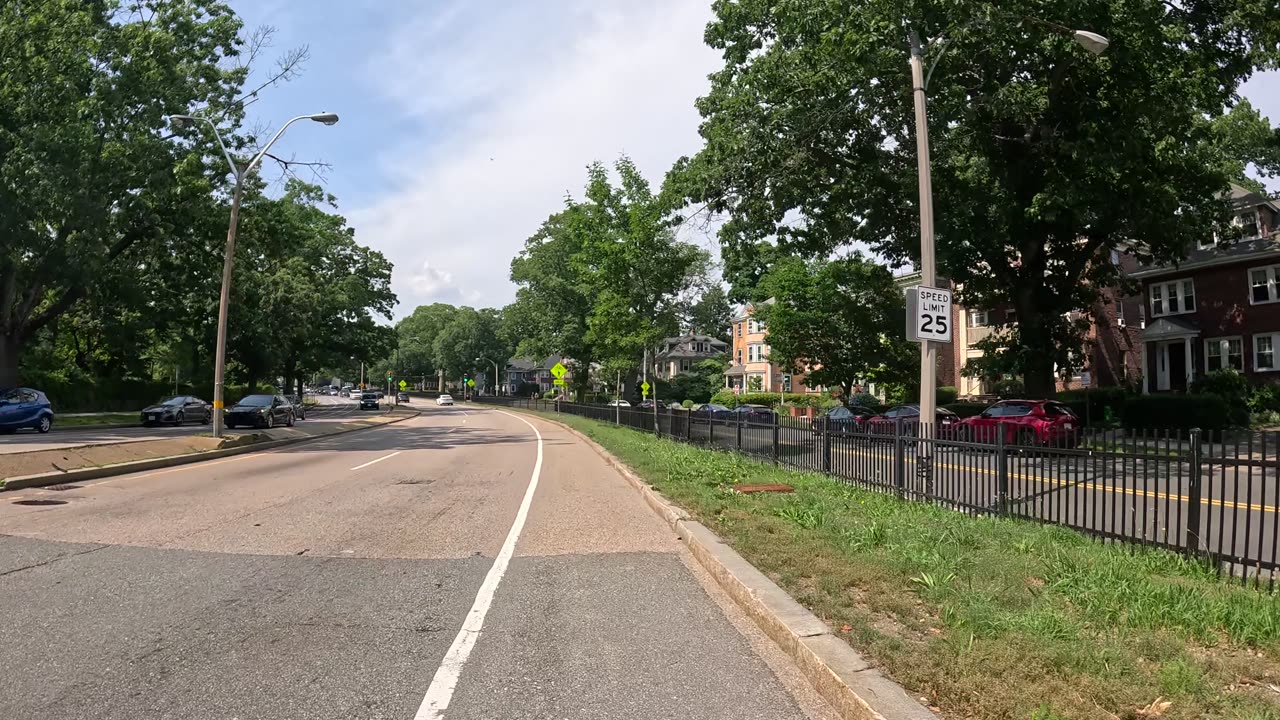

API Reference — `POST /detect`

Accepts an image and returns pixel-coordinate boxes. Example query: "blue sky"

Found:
[226,0,1280,319]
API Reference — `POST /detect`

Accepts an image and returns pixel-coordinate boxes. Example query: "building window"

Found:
[748,344,765,362]
[1256,335,1277,371]
[736,323,742,337]
[782,374,792,392]
[736,348,743,364]
[1250,265,1280,304]
[1236,210,1261,239]
[967,310,987,327]
[1205,337,1243,372]
[1148,278,1195,317]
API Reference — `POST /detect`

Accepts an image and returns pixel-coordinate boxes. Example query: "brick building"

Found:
[723,301,826,394]
[1131,185,1280,392]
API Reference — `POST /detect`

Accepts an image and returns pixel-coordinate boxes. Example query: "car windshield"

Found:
[238,395,273,407]
[440,395,452,400]
[160,397,185,406]
[829,407,852,418]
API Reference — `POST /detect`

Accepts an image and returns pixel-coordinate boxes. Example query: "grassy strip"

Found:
[55,413,138,427]
[538,410,1280,720]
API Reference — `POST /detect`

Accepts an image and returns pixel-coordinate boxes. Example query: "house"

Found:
[1131,184,1280,393]
[653,334,728,379]
[723,301,825,394]
[504,354,569,395]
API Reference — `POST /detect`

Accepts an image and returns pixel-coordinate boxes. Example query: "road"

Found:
[0,393,375,455]
[0,404,835,720]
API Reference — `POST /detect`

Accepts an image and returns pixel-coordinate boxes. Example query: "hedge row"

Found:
[1120,394,1230,431]
[16,373,275,413]
[708,390,840,409]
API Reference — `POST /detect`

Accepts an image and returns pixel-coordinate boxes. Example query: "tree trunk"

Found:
[0,332,20,388]
[1015,292,1058,399]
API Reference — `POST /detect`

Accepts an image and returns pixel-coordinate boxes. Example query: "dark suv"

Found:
[360,392,380,410]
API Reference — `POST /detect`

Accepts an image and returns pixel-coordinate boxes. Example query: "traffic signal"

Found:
[634,381,643,397]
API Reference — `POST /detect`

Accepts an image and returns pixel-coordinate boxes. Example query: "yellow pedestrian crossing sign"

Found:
[550,361,567,379]
[467,378,476,388]
[641,381,650,398]
[398,380,407,390]
[553,378,566,386]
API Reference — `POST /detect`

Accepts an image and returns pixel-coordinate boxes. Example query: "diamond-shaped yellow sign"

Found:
[641,381,650,397]
[467,378,476,387]
[550,361,567,379]
[399,380,407,390]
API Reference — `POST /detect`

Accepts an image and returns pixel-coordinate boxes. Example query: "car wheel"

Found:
[266,414,275,429]
[227,422,236,430]
[37,415,52,434]
[202,410,211,424]
[175,411,185,426]
[286,412,295,427]
[1017,427,1037,448]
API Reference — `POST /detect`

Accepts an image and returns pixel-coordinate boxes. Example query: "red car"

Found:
[864,404,959,436]
[954,400,1080,446]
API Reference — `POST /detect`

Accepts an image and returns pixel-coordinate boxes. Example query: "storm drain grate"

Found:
[13,499,68,506]
[44,484,82,492]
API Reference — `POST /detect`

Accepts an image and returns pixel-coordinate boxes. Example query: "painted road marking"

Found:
[414,409,544,720]
[349,451,402,471]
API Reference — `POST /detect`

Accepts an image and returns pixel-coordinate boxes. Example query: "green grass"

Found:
[536,410,1280,720]
[55,413,138,427]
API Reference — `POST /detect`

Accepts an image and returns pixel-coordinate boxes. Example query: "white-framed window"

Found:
[1256,334,1278,372]
[735,348,743,364]
[1236,210,1261,240]
[1148,278,1196,317]
[736,323,742,337]
[1116,300,1126,327]
[967,309,988,327]
[1205,336,1243,372]
[747,318,759,334]
[1250,265,1280,304]
[747,343,765,362]
[1198,233,1216,250]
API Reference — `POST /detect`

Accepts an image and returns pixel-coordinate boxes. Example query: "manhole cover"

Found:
[13,499,68,506]
[44,484,82,492]
[734,484,795,494]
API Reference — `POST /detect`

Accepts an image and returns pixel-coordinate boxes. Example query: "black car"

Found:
[732,404,775,423]
[637,399,666,410]
[288,395,306,420]
[360,393,381,410]
[224,394,294,429]
[140,396,212,426]
[812,405,875,435]
[865,404,959,437]
[690,403,733,422]
[397,392,410,403]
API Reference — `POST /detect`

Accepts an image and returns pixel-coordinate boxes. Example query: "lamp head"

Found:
[309,113,340,126]
[168,114,196,128]
[1072,30,1110,55]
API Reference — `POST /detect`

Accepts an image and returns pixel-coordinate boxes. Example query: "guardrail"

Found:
[475,396,1280,588]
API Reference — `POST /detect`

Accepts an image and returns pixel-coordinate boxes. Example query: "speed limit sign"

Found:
[905,285,953,343]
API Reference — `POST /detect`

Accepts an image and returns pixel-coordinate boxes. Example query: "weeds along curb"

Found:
[511,409,939,720]
[1,408,420,492]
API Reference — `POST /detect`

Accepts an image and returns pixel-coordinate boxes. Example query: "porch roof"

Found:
[1142,316,1200,341]
[724,364,747,376]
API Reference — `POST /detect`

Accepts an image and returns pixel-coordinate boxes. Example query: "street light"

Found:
[168,112,339,437]
[477,357,500,397]
[908,18,1107,480]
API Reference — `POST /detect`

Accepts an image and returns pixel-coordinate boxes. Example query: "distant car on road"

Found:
[690,403,733,422]
[436,394,454,406]
[329,387,339,396]
[955,400,1079,446]
[0,387,54,434]
[812,405,875,435]
[397,392,410,403]
[637,399,666,410]
[865,404,959,436]
[140,396,212,426]
[732,404,775,423]
[606,399,631,407]
[288,395,306,420]
[360,392,380,410]
[224,394,294,430]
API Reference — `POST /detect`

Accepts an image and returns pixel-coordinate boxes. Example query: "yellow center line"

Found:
[828,445,1278,514]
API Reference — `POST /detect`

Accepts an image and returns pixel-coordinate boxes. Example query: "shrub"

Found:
[1249,382,1280,414]
[992,377,1024,398]
[709,390,829,409]
[937,386,959,404]
[943,401,990,418]
[1189,369,1252,426]
[1121,394,1231,431]
[681,399,694,409]
[710,389,738,407]
[542,390,559,399]
[852,392,878,408]
[1057,387,1133,427]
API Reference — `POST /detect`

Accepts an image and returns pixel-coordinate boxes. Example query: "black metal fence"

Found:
[476,397,1280,588]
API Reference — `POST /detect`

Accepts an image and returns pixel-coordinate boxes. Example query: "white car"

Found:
[607,399,631,407]
[350,390,363,400]
[436,394,454,406]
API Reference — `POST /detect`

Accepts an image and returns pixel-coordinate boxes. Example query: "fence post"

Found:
[685,409,692,441]
[736,412,742,450]
[996,427,1009,515]
[1184,427,1204,556]
[821,421,831,473]
[894,417,906,498]
[772,413,781,465]
[709,413,715,445]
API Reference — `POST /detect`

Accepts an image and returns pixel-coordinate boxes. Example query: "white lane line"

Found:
[414,409,544,720]
[348,451,401,471]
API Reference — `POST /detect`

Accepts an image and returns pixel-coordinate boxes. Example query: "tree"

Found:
[0,0,247,387]
[687,285,733,340]
[395,303,459,378]
[756,256,917,403]
[671,0,1280,397]
[667,357,728,404]
[431,307,507,386]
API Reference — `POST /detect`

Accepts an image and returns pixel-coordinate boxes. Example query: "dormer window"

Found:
[1235,210,1261,240]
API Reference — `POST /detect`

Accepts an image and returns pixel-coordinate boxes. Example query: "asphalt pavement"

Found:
[0,403,836,720]
[0,393,372,455]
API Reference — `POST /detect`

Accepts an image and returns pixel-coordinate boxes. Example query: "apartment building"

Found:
[723,301,826,394]
[1131,185,1280,392]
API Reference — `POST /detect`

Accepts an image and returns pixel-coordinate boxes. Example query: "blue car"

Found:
[0,387,54,434]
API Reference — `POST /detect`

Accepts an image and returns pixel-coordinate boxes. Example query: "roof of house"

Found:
[729,297,775,322]
[1132,184,1280,279]
[656,334,729,358]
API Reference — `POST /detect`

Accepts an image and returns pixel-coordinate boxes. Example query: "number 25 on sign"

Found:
[905,285,952,344]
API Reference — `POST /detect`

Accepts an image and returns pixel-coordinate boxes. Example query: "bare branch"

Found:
[264,152,332,185]
[239,25,277,72]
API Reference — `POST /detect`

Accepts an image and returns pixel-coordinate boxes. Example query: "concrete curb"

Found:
[1,408,420,492]
[504,408,938,720]
[50,422,141,433]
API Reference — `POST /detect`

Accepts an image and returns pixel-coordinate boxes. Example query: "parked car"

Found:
[732,404,775,423]
[360,392,381,410]
[0,387,54,434]
[606,399,631,407]
[329,387,339,396]
[339,388,350,397]
[224,394,294,429]
[637,399,667,410]
[812,405,875,435]
[690,403,733,422]
[140,396,212,426]
[350,389,363,401]
[437,394,454,406]
[397,392,410,403]
[288,395,306,420]
[865,404,960,436]
[955,400,1080,446]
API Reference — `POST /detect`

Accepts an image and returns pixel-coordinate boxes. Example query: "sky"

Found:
[226,0,1280,320]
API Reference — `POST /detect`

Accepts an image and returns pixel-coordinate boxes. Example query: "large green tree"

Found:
[686,285,733,340]
[431,307,507,387]
[671,0,1280,397]
[756,255,917,402]
[0,0,247,387]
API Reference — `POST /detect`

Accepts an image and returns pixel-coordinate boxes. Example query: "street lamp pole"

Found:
[168,112,339,438]
[477,358,500,397]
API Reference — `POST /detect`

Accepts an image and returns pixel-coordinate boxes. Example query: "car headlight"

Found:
[258,408,268,414]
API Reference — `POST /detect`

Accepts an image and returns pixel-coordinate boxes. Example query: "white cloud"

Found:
[348,0,720,317]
